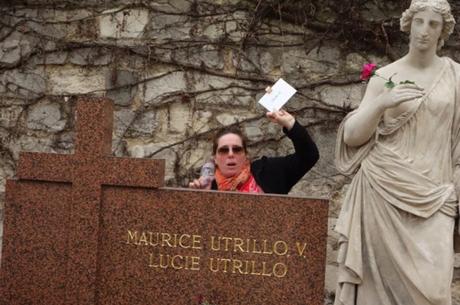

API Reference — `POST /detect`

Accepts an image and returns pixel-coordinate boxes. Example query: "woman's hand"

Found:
[188,177,212,190]
[266,109,295,130]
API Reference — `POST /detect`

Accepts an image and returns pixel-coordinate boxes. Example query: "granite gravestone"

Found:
[0,98,328,305]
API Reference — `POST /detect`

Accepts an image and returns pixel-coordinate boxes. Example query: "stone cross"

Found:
[15,98,165,305]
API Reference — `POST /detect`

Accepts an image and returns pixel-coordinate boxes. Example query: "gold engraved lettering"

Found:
[210,236,220,251]
[192,235,202,250]
[233,238,246,253]
[151,253,167,268]
[273,263,288,278]
[244,260,250,274]
[209,258,219,272]
[148,253,169,269]
[262,240,273,255]
[190,256,201,271]
[273,241,288,256]
[127,230,139,245]
[139,232,149,246]
[183,256,190,270]
[159,254,169,268]
[208,237,288,255]
[261,262,272,277]
[172,234,178,247]
[295,242,307,257]
[250,260,261,276]
[149,253,159,268]
[171,255,183,270]
[178,234,190,248]
[207,258,285,277]
[221,237,232,251]
[149,253,201,271]
[161,233,174,247]
[148,232,159,246]
[126,230,203,249]
[232,259,245,274]
[252,239,262,254]
[175,234,181,247]
[220,258,231,273]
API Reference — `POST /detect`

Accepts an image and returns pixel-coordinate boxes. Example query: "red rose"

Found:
[360,63,377,81]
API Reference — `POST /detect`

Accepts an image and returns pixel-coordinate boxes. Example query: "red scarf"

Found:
[215,162,264,193]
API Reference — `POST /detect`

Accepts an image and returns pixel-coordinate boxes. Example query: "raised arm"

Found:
[266,109,319,174]
[249,110,319,194]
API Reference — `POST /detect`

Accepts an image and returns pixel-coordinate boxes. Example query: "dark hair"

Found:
[212,126,248,155]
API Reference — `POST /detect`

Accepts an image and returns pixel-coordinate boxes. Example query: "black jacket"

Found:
[211,121,319,194]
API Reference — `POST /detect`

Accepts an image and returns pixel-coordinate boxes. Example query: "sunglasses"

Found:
[216,145,245,155]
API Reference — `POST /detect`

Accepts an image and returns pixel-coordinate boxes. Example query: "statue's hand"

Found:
[381,84,425,109]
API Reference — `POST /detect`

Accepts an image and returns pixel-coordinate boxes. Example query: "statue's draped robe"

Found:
[334,58,460,305]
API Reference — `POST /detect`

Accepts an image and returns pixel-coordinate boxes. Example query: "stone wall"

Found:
[1,1,460,303]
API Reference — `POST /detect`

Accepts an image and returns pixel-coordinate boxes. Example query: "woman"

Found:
[334,1,459,304]
[189,110,319,194]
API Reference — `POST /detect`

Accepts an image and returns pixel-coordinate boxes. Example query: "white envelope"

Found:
[258,78,297,111]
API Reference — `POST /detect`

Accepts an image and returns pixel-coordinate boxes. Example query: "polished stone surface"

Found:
[0,98,328,305]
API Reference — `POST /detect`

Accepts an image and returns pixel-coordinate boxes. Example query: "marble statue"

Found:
[334,0,460,304]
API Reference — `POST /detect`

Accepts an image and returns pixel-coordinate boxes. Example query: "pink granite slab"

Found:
[0,97,328,305]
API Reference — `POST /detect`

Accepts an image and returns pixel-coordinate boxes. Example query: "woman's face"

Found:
[410,8,443,52]
[214,133,248,178]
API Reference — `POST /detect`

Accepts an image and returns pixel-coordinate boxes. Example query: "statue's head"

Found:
[400,0,456,49]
